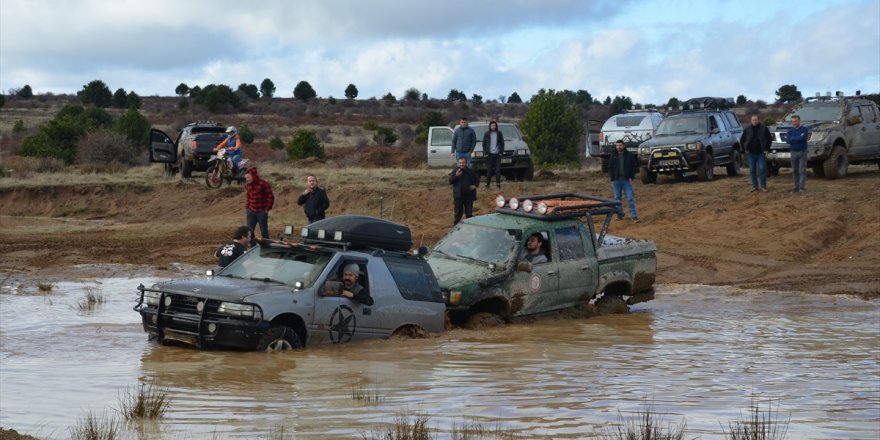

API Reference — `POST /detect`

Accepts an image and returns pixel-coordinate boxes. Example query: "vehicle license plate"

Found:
[501,158,512,164]
[775,152,790,159]
[660,160,679,167]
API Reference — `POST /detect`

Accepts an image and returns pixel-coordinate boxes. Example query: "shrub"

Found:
[78,79,113,108]
[363,120,379,131]
[113,107,149,148]
[12,119,25,134]
[373,125,397,145]
[269,136,284,150]
[76,129,142,166]
[521,89,583,166]
[239,123,255,144]
[118,382,171,420]
[286,129,324,160]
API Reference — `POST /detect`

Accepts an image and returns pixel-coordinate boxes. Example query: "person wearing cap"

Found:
[214,226,251,268]
[245,167,274,247]
[297,174,330,224]
[520,232,548,265]
[341,263,373,305]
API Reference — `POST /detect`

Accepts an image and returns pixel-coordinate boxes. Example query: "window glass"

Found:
[615,115,648,127]
[723,112,740,129]
[385,258,443,302]
[430,128,453,146]
[221,248,331,287]
[859,105,877,122]
[432,224,516,264]
[655,116,707,135]
[555,226,586,261]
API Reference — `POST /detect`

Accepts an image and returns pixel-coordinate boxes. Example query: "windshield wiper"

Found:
[673,130,699,135]
[432,248,454,259]
[455,254,488,266]
[250,276,284,284]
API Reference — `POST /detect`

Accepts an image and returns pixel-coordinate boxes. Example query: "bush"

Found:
[76,129,142,166]
[269,136,284,150]
[286,129,324,160]
[78,79,112,108]
[373,125,397,145]
[12,120,25,134]
[521,89,583,166]
[239,123,255,144]
[114,107,149,148]
[363,120,379,131]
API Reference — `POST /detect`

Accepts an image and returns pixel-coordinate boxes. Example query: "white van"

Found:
[587,110,664,172]
[427,121,534,180]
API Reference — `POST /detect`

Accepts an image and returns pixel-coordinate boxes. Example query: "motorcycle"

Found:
[205,148,249,188]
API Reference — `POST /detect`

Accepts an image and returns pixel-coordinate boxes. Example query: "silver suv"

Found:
[768,94,880,178]
[134,216,445,351]
[427,122,534,181]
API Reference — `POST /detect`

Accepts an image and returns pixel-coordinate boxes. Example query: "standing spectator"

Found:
[451,117,477,168]
[214,226,251,268]
[787,115,810,193]
[449,157,479,225]
[245,167,274,246]
[608,140,639,223]
[740,115,772,192]
[297,174,330,223]
[482,120,505,189]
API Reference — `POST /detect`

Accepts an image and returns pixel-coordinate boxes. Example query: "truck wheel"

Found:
[180,157,193,178]
[812,164,825,178]
[257,326,303,352]
[726,150,741,177]
[595,294,628,314]
[696,154,714,181]
[465,312,504,329]
[767,164,780,176]
[524,161,534,181]
[205,165,223,188]
[600,157,609,173]
[639,167,656,184]
[822,145,848,179]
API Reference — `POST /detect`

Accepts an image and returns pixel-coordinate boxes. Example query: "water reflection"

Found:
[1,273,878,439]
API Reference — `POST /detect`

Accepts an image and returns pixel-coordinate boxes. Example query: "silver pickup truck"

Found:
[427,193,656,327]
[134,216,445,351]
[427,121,535,181]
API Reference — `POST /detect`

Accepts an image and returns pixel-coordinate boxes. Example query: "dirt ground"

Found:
[0,160,878,298]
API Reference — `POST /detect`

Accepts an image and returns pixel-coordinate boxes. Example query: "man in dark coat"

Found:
[740,114,773,192]
[297,174,330,223]
[608,140,640,223]
[449,157,479,225]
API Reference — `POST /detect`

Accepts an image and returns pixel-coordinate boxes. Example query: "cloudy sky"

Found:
[1,0,878,105]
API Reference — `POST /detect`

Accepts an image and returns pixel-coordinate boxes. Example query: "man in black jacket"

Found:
[297,174,330,223]
[482,120,505,189]
[740,115,772,192]
[449,157,479,225]
[608,140,640,223]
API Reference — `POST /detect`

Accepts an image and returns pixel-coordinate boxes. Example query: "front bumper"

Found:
[767,142,831,167]
[639,148,704,173]
[471,153,532,172]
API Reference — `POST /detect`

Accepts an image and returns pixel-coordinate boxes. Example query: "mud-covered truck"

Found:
[134,216,446,351]
[427,193,656,327]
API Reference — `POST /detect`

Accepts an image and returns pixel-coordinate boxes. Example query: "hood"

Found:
[427,255,498,291]
[153,276,293,302]
[641,133,706,148]
[772,121,835,132]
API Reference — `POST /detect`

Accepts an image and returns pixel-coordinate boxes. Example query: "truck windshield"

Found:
[432,224,516,264]
[220,247,331,287]
[784,104,842,123]
[472,124,522,142]
[654,115,707,136]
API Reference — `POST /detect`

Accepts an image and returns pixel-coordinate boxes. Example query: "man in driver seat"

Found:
[342,263,374,306]
[520,233,548,264]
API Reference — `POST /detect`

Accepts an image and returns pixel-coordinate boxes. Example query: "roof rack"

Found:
[495,193,622,219]
[677,97,733,111]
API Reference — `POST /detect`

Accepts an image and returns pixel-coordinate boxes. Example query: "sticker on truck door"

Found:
[530,273,542,292]
[329,304,356,343]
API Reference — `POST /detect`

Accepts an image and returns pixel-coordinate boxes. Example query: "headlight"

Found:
[515,149,530,156]
[216,302,262,320]
[639,147,650,155]
[685,143,697,151]
[473,151,484,157]
[809,131,826,142]
[143,291,160,306]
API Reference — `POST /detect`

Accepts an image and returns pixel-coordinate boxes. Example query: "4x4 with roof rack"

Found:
[637,97,744,183]
[148,121,228,177]
[768,93,880,179]
[590,109,664,172]
[134,215,446,351]
[427,193,656,327]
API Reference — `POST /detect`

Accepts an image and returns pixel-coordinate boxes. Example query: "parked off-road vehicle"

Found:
[589,110,664,172]
[148,121,227,177]
[768,94,880,179]
[134,216,445,351]
[427,193,656,328]
[427,121,535,181]
[637,97,743,183]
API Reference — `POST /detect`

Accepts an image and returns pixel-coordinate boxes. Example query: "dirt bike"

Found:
[205,148,249,188]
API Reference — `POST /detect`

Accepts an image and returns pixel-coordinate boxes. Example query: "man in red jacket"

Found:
[245,167,274,246]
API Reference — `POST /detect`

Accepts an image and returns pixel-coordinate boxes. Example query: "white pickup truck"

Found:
[427,121,534,181]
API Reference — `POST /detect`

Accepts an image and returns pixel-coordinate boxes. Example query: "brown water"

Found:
[1,268,878,439]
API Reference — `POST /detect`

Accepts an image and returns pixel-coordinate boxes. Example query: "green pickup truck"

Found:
[427,193,656,327]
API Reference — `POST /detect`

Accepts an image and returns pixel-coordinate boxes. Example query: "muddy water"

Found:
[1,269,878,439]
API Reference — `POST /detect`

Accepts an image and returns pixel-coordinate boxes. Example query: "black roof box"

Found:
[306,215,412,252]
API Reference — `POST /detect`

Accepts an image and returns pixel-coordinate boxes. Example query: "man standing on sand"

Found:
[740,115,772,192]
[787,115,811,193]
[245,167,274,246]
[449,157,479,225]
[451,117,477,168]
[297,174,330,224]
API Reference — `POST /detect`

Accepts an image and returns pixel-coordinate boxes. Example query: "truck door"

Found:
[427,126,454,167]
[511,230,560,316]
[554,224,598,307]
[850,104,880,159]
[312,259,382,344]
[149,129,176,164]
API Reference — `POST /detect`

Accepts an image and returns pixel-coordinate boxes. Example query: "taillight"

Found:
[599,132,605,142]
[192,140,197,148]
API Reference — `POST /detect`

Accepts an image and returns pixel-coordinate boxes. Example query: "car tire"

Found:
[696,154,714,181]
[524,161,534,181]
[822,145,848,179]
[465,312,505,329]
[726,150,741,177]
[639,167,656,184]
[256,326,303,352]
[180,157,193,178]
[595,294,628,315]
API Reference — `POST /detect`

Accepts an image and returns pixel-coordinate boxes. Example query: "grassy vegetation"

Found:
[76,286,105,311]
[599,403,687,440]
[36,282,54,292]
[117,382,171,421]
[721,399,790,440]
[68,410,120,440]
[363,411,432,440]
[351,381,384,404]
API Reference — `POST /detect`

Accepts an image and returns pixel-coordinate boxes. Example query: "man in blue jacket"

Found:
[787,115,811,193]
[451,117,476,168]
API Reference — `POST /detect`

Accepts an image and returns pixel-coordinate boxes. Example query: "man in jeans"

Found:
[451,117,476,168]
[740,115,772,192]
[244,167,274,246]
[608,140,639,223]
[787,115,811,193]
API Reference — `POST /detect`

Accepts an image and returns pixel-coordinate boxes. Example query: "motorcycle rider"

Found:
[213,126,243,177]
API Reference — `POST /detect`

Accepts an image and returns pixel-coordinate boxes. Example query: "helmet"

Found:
[225,126,237,136]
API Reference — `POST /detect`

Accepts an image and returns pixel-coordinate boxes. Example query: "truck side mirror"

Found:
[516,261,532,273]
